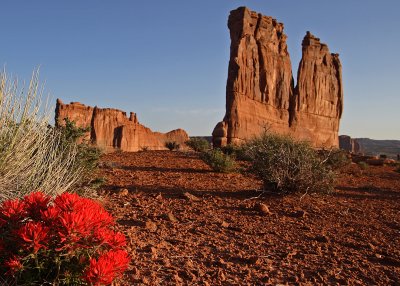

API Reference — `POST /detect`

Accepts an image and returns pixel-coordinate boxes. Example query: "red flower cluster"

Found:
[0,192,130,285]
[84,249,129,285]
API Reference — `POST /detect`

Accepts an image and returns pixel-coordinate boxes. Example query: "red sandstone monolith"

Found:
[213,7,343,148]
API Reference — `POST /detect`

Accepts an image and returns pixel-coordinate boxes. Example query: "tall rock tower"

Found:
[213,7,343,148]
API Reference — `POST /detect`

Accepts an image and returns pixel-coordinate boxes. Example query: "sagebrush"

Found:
[243,133,335,194]
[200,149,236,173]
[185,137,210,152]
[0,70,83,201]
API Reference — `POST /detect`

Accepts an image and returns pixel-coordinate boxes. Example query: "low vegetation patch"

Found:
[242,133,335,194]
[165,141,180,151]
[318,148,351,170]
[200,149,236,173]
[358,161,369,170]
[185,137,210,152]
[57,118,101,185]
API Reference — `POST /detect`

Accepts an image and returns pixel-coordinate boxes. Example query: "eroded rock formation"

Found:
[339,135,361,154]
[213,7,343,148]
[55,99,189,152]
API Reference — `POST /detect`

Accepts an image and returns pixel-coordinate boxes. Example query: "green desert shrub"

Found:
[0,69,85,201]
[243,133,335,194]
[318,148,351,170]
[165,141,180,151]
[200,149,236,173]
[220,144,251,161]
[358,161,369,170]
[185,137,210,152]
[57,117,101,181]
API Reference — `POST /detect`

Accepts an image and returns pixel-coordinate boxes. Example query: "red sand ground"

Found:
[99,151,400,285]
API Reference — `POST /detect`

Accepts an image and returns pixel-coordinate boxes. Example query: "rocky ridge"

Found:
[55,99,188,152]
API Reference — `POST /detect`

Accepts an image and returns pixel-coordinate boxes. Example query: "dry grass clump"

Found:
[0,69,83,201]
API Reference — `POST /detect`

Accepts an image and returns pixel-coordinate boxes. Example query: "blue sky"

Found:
[0,1,399,139]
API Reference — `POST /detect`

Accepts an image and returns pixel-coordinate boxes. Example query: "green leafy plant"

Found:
[0,70,83,201]
[0,191,129,285]
[57,118,101,183]
[318,148,351,170]
[200,149,236,173]
[185,138,210,152]
[243,133,335,194]
[165,141,180,151]
[358,161,369,170]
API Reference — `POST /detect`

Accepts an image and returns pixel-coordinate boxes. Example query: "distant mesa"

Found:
[339,135,361,154]
[213,7,343,148]
[55,99,189,152]
[340,135,400,159]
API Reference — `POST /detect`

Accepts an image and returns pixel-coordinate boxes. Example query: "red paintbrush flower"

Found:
[4,256,23,275]
[41,205,60,223]
[83,249,129,285]
[54,192,82,212]
[0,199,27,221]
[17,221,49,253]
[107,232,127,249]
[23,192,50,219]
[83,256,115,285]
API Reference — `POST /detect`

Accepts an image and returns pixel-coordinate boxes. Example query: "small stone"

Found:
[145,220,157,232]
[166,212,178,223]
[173,273,183,283]
[256,203,272,215]
[375,253,382,259]
[119,188,129,196]
[183,192,201,201]
[315,235,329,243]
[248,256,260,265]
[221,221,230,228]
[290,210,307,218]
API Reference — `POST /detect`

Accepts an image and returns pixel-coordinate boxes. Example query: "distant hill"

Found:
[355,138,400,159]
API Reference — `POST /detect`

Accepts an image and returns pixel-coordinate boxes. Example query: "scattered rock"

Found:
[166,212,178,223]
[256,203,272,215]
[145,220,157,232]
[183,192,201,201]
[221,221,230,228]
[156,193,163,201]
[119,188,129,196]
[290,210,307,218]
[315,235,330,243]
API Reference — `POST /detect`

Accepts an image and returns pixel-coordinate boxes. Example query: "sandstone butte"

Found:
[55,99,189,152]
[339,135,361,154]
[213,7,343,148]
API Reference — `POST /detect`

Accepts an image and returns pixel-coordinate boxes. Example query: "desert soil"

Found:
[98,151,400,285]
